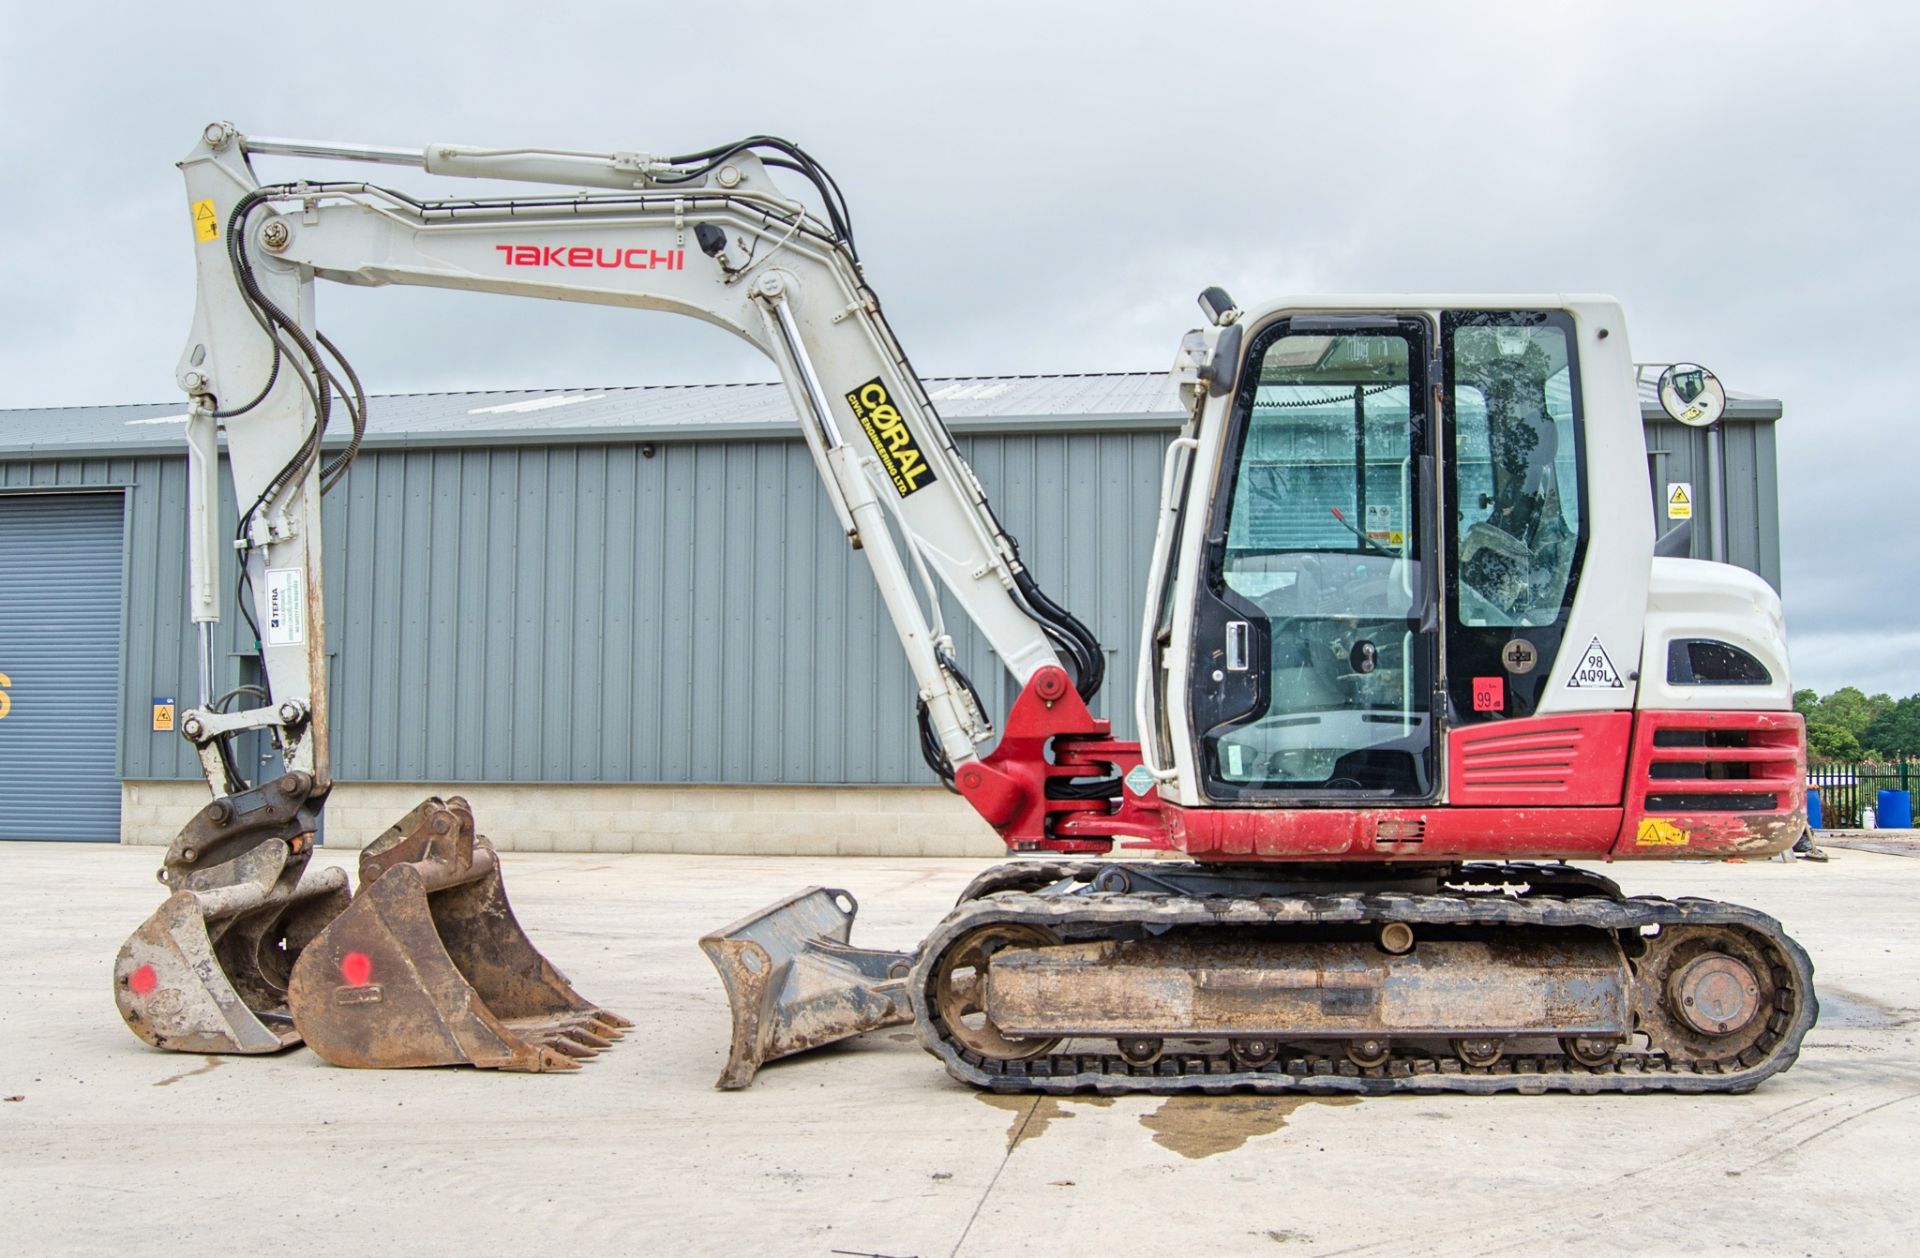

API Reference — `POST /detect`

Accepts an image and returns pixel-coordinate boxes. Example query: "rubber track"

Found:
[909,887,1818,1096]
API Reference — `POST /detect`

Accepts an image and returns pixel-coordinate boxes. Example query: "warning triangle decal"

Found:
[1566,636,1624,689]
[1669,486,1689,505]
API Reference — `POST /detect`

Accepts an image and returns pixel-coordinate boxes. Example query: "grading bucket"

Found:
[701,887,916,1089]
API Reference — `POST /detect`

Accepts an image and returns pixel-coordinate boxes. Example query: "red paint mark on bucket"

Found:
[128,964,157,996]
[340,952,373,987]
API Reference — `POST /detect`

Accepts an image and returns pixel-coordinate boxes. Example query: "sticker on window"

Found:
[1472,676,1505,712]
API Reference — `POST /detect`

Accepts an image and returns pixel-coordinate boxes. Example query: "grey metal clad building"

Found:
[0,370,1782,846]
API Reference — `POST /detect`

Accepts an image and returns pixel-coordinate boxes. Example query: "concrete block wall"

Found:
[119,780,1006,857]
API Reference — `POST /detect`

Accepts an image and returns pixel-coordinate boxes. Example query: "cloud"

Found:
[2,1,1914,694]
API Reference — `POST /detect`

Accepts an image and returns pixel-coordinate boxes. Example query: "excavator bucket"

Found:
[701,887,916,1089]
[115,773,351,1054]
[286,797,629,1070]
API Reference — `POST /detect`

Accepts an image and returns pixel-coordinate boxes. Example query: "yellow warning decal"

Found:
[1666,482,1693,521]
[192,199,218,242]
[1636,817,1690,847]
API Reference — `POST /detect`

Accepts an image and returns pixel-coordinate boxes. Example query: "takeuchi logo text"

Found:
[494,245,686,270]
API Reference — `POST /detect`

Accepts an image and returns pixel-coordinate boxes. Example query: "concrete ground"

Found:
[3,843,1915,1258]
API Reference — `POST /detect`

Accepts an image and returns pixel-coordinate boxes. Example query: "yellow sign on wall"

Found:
[1666,482,1693,521]
[152,697,175,732]
[0,671,10,720]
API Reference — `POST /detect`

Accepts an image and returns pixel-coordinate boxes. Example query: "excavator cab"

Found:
[1179,310,1590,804]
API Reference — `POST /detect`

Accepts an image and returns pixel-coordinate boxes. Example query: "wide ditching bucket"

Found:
[115,772,351,1055]
[287,796,629,1071]
[701,887,916,1089]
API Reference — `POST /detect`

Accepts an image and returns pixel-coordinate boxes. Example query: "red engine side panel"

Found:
[1610,709,1806,859]
[1446,712,1634,808]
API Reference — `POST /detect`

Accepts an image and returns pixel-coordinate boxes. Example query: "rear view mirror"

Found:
[1657,362,1727,427]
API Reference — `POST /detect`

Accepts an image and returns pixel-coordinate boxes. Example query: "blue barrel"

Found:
[1877,789,1912,830]
[1806,788,1823,830]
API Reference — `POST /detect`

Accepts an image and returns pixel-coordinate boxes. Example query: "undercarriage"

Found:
[707,860,1817,1096]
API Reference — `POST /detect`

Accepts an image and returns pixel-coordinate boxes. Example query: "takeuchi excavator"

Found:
[115,122,1816,1094]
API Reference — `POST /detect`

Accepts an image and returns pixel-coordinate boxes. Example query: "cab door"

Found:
[1187,315,1439,803]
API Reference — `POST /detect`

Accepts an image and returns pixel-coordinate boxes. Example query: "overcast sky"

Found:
[2,2,1914,695]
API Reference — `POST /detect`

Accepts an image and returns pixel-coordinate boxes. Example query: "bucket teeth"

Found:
[286,796,626,1072]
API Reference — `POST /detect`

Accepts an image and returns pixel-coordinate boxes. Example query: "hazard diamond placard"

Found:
[1566,636,1623,688]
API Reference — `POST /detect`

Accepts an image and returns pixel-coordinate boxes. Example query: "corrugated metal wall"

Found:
[2,455,191,784]
[0,414,1778,788]
[2,434,1166,786]
[318,433,1165,784]
[1641,418,1781,589]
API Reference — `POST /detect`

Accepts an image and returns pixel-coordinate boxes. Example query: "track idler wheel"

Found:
[1632,924,1780,1064]
[1116,1036,1165,1067]
[931,922,1061,1062]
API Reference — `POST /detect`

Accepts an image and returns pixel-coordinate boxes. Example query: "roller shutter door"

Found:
[0,492,124,840]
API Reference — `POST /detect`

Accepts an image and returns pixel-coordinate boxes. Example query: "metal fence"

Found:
[1807,761,1917,828]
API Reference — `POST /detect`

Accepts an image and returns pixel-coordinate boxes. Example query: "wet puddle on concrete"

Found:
[1140,1095,1359,1159]
[978,1092,1357,1158]
[978,1094,1115,1151]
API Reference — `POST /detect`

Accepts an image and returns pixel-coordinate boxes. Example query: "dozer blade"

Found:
[701,887,915,1090]
[115,773,350,1055]
[287,797,629,1071]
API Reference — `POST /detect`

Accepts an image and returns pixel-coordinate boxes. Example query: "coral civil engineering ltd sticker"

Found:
[1636,817,1690,847]
[845,378,939,497]
[1566,636,1623,688]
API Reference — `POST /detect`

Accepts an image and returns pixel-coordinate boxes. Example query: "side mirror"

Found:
[1657,362,1727,428]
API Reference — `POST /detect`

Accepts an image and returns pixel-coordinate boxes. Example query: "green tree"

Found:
[1806,721,1863,762]
[1810,687,1891,751]
[1864,696,1920,760]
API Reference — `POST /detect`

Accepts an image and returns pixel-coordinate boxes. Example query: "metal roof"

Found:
[0,366,1778,458]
